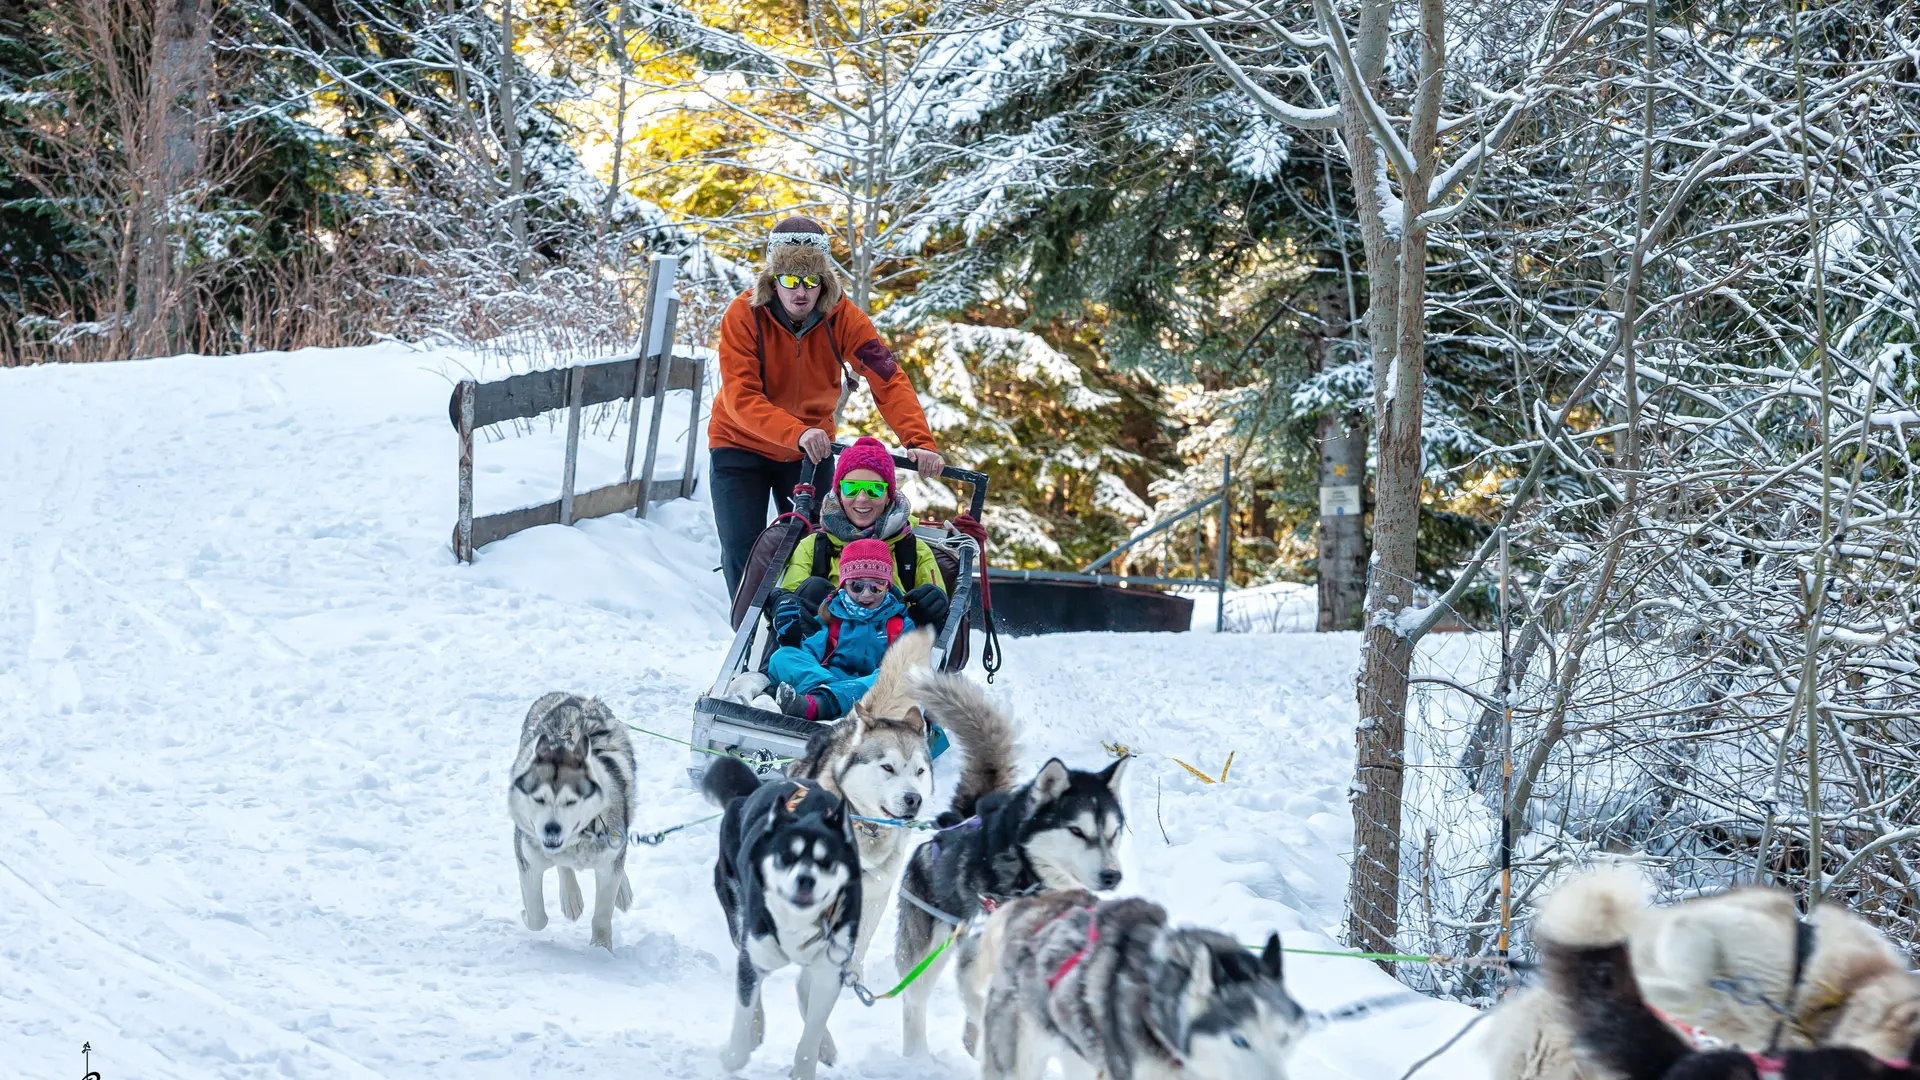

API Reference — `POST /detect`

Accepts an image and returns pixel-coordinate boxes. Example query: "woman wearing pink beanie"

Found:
[767,436,949,649]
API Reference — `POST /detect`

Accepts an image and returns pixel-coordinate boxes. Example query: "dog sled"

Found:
[688,444,993,779]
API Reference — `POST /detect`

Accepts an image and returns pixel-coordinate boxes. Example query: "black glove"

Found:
[772,591,822,646]
[905,584,950,629]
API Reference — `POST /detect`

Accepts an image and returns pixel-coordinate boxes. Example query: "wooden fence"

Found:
[448,258,704,562]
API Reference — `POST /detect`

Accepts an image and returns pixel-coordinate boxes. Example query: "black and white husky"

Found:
[962,889,1306,1080]
[893,671,1131,1056]
[508,692,635,950]
[703,755,862,1080]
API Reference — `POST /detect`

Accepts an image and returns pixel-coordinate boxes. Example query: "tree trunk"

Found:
[1317,419,1368,630]
[1346,0,1444,969]
[133,0,209,358]
[499,0,530,285]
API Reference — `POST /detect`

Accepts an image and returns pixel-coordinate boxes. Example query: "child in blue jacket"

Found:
[767,537,915,722]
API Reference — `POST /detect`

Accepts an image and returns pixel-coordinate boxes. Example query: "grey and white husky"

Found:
[788,627,937,981]
[961,889,1306,1080]
[894,671,1130,1056]
[508,692,635,950]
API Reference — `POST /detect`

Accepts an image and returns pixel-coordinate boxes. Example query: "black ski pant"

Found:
[709,447,832,599]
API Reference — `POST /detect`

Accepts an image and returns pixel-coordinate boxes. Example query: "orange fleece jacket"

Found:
[708,292,936,462]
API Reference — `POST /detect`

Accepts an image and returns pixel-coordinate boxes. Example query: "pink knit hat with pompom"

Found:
[834,436,897,492]
[839,538,894,587]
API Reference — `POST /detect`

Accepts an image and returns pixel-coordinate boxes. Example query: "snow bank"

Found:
[0,345,1490,1079]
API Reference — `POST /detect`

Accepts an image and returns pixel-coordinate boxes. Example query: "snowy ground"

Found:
[0,344,1492,1079]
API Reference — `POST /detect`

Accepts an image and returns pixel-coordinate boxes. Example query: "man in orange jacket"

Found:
[708,215,944,597]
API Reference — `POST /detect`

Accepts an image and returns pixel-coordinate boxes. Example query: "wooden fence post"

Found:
[636,297,680,520]
[457,378,475,563]
[560,364,584,526]
[680,354,705,499]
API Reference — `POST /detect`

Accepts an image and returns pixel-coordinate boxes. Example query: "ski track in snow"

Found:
[0,345,1492,1079]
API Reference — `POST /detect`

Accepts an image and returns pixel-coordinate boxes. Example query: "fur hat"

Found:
[752,216,845,312]
[839,538,894,587]
[834,436,897,492]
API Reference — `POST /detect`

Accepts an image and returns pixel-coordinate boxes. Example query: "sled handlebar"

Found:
[830,442,988,521]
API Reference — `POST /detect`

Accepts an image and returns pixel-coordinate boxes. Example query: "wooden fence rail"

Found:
[449,259,704,561]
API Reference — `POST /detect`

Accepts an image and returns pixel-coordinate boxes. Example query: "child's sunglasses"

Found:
[774,274,823,289]
[845,579,889,598]
[839,478,889,499]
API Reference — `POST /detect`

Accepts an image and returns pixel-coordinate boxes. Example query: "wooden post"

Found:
[1215,454,1231,633]
[623,258,667,485]
[560,364,584,526]
[680,352,705,499]
[636,297,679,519]
[456,379,475,563]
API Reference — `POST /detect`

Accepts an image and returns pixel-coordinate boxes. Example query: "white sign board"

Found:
[641,255,680,358]
[1320,484,1362,517]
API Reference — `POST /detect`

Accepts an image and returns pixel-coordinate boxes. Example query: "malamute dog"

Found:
[961,889,1305,1080]
[894,672,1130,1055]
[1490,866,1920,1080]
[1538,900,1920,1079]
[788,627,936,979]
[703,755,862,1080]
[508,692,635,950]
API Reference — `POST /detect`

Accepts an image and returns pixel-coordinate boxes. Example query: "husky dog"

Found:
[703,755,862,1080]
[1538,902,1920,1080]
[1490,867,1920,1080]
[960,889,1305,1080]
[894,672,1130,1056]
[508,692,635,950]
[788,627,936,979]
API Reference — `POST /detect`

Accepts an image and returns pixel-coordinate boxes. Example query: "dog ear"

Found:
[1100,753,1131,792]
[901,705,926,734]
[1031,759,1072,804]
[849,704,870,741]
[1262,933,1283,981]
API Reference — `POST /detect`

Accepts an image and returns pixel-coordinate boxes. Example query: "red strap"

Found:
[1047,910,1100,991]
[823,617,840,663]
[886,615,905,643]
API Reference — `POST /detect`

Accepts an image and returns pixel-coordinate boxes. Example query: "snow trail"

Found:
[0,345,1489,1078]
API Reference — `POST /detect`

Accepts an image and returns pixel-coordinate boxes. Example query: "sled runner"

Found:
[688,444,992,778]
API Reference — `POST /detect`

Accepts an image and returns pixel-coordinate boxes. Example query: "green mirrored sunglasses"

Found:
[839,478,889,500]
[775,274,822,289]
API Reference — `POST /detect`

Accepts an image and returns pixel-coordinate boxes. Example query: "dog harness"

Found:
[1045,906,1102,991]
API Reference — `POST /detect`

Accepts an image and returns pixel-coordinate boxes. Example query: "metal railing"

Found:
[989,456,1232,631]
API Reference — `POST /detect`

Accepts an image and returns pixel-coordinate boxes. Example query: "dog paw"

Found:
[818,1030,837,1067]
[522,907,548,931]
[788,1060,818,1080]
[559,872,585,921]
[719,1043,752,1072]
[590,925,614,951]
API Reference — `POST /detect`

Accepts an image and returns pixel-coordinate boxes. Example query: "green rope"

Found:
[626,722,795,767]
[1274,945,1511,968]
[848,927,958,1006]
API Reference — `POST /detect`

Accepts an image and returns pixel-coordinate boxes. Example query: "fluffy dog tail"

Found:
[914,671,1017,821]
[859,626,934,719]
[1534,864,1648,950]
[702,755,762,807]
